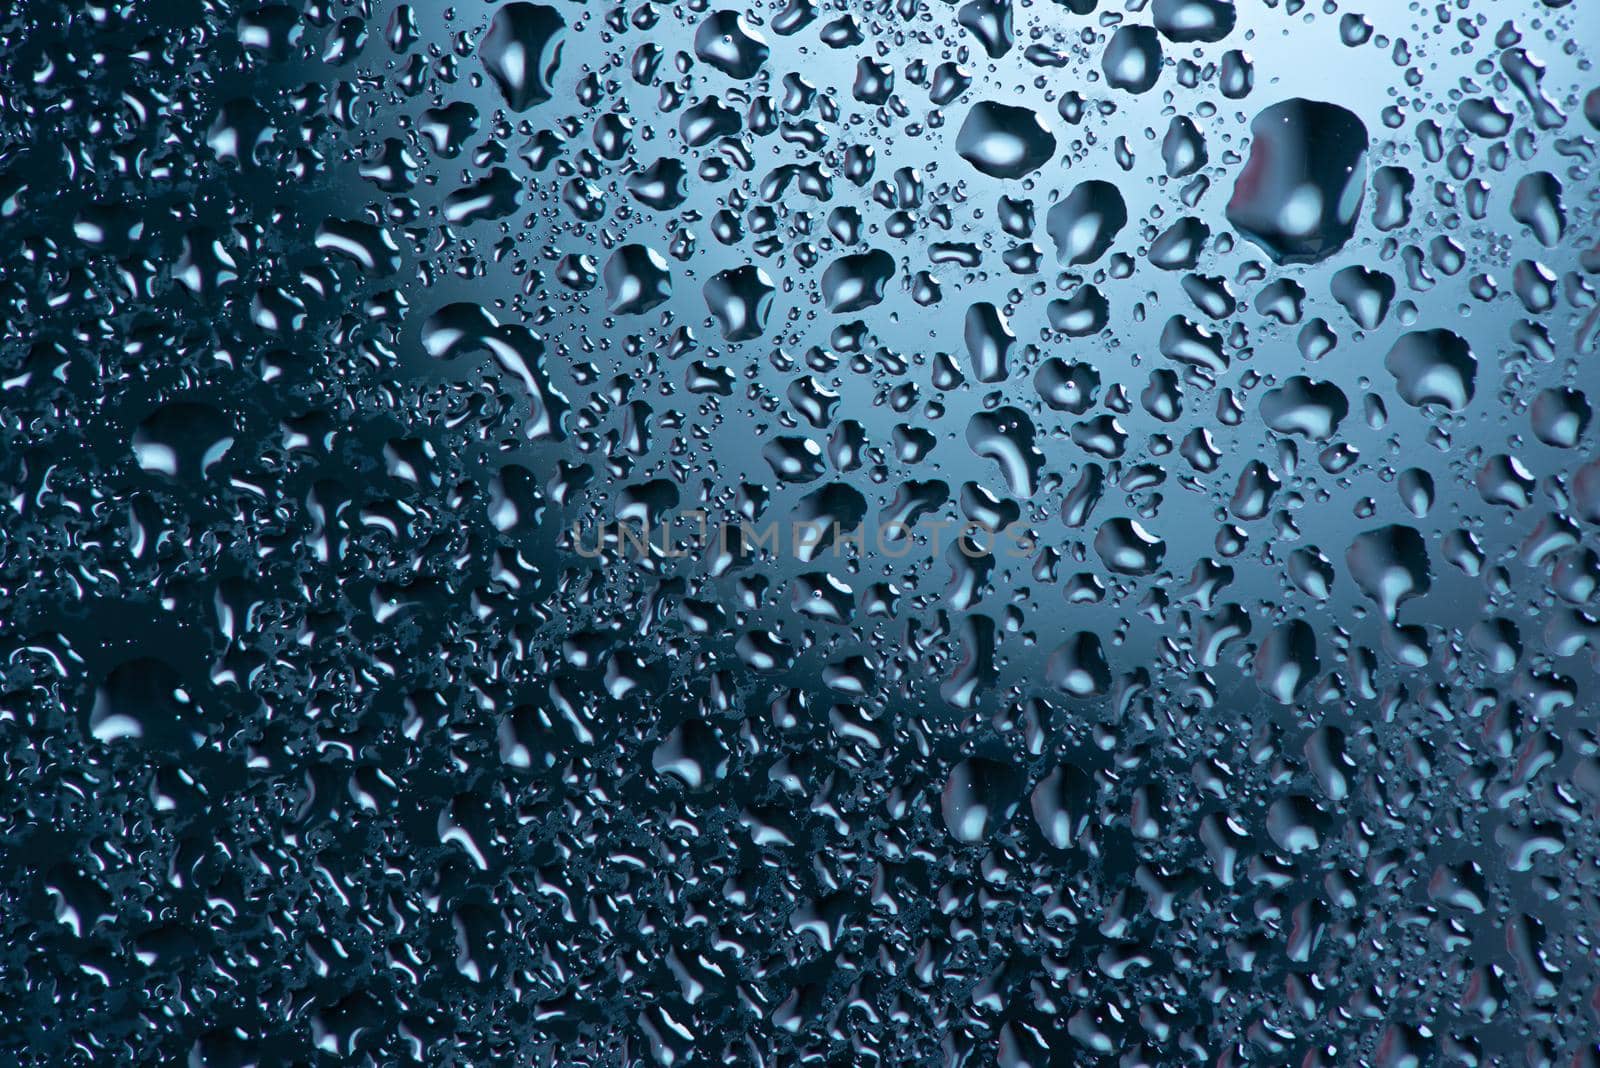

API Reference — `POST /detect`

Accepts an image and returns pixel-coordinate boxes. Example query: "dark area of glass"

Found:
[1,0,1598,1063]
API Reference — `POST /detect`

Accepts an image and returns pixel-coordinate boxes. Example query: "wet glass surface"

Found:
[1,0,1599,1062]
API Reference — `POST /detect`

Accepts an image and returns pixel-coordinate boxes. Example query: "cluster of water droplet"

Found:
[0,0,1598,1063]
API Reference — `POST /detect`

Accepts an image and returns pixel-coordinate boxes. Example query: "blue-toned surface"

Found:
[0,0,1598,1063]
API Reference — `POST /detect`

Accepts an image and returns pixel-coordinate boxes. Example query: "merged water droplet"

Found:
[479,3,566,110]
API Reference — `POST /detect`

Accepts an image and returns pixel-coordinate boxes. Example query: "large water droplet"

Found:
[1226,98,1368,264]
